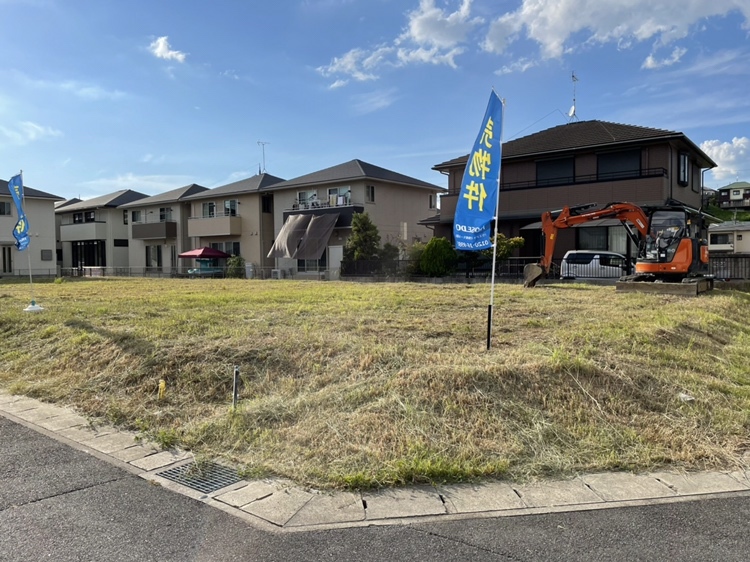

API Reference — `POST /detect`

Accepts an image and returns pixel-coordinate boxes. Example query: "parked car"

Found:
[560,250,629,279]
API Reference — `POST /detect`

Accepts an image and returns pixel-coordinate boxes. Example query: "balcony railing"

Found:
[288,196,359,211]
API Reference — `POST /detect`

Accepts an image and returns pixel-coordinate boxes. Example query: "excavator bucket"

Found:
[523,263,545,288]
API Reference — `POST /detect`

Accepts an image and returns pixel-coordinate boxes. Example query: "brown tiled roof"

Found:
[434,120,716,169]
[55,189,149,213]
[268,159,443,191]
[1,178,64,201]
[183,173,286,200]
[122,183,209,208]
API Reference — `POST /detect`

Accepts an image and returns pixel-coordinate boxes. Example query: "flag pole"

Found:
[486,98,505,350]
[18,171,41,312]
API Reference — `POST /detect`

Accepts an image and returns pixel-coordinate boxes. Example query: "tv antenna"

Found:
[568,71,579,122]
[257,140,270,173]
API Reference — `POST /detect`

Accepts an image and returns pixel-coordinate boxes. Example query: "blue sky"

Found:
[2,0,749,200]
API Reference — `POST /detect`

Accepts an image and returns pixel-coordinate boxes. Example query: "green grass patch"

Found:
[1,277,749,489]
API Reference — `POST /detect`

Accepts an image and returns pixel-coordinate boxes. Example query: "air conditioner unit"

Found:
[271,269,284,279]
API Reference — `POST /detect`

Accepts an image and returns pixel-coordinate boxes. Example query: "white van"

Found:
[560,250,629,279]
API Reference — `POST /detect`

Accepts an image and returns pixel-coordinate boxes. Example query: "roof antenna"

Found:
[257,140,270,173]
[568,71,579,122]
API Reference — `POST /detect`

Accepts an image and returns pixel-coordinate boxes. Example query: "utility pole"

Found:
[257,141,270,173]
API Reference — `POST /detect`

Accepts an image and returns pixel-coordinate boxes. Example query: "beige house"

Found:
[708,221,750,254]
[182,173,285,272]
[119,184,209,274]
[1,178,62,276]
[56,189,148,273]
[266,159,444,278]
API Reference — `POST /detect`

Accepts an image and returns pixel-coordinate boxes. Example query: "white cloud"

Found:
[0,121,62,146]
[483,0,750,60]
[318,0,481,85]
[642,47,687,70]
[495,57,537,75]
[351,88,399,115]
[149,36,187,63]
[58,81,127,100]
[79,173,195,194]
[701,137,750,181]
[317,46,389,83]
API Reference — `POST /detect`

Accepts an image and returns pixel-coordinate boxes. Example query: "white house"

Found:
[1,178,62,276]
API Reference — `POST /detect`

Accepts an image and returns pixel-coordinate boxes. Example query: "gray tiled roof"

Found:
[434,120,716,169]
[183,173,286,200]
[267,159,443,191]
[1,178,64,201]
[121,184,209,208]
[55,189,149,213]
[710,221,750,232]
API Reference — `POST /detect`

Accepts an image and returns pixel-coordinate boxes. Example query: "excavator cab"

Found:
[634,205,712,280]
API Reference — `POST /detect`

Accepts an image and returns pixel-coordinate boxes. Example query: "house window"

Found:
[738,235,743,241]
[429,193,437,210]
[732,190,741,197]
[210,241,240,256]
[146,245,162,269]
[41,249,54,261]
[710,233,732,245]
[297,190,318,207]
[123,210,128,225]
[262,195,272,213]
[202,202,216,218]
[224,199,237,216]
[114,239,129,247]
[131,210,142,223]
[578,227,608,250]
[0,202,11,216]
[159,207,172,221]
[73,212,84,224]
[537,157,574,186]
[2,246,12,273]
[328,186,351,206]
[597,149,641,180]
[678,152,690,187]
[366,185,375,203]
[298,249,327,272]
[84,211,96,222]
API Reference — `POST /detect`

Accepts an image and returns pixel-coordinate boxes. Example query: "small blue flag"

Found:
[453,91,503,251]
[7,174,30,251]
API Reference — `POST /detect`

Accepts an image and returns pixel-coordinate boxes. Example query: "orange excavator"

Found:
[522,200,718,295]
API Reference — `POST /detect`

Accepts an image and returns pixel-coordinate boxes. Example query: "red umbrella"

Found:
[178,247,231,259]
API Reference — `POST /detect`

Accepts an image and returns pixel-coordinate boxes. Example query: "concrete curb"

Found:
[2,391,749,533]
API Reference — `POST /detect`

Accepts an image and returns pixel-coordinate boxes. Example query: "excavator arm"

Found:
[524,202,650,287]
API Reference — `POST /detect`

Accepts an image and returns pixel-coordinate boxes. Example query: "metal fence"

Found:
[24,254,750,282]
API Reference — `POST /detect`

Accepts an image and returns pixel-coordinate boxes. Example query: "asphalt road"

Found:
[1,415,749,561]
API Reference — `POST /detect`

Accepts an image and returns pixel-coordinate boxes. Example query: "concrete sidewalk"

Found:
[2,391,749,533]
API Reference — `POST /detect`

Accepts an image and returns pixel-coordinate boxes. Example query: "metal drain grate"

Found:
[157,461,242,494]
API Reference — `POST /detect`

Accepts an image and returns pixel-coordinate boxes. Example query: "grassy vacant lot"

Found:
[1,277,749,489]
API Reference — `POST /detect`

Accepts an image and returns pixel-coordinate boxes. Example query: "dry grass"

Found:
[1,277,749,489]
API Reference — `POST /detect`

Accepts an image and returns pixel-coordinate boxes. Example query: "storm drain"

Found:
[157,461,242,494]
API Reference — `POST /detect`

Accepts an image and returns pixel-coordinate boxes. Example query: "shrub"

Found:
[226,255,246,279]
[419,237,458,277]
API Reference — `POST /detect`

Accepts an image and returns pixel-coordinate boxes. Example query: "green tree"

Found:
[225,255,246,278]
[419,237,458,277]
[344,213,381,261]
[481,233,525,260]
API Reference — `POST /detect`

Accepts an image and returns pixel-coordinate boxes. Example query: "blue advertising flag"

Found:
[7,174,30,251]
[453,91,503,251]
[8,174,24,210]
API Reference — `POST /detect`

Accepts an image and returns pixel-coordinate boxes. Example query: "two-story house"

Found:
[716,181,750,211]
[182,173,286,271]
[56,189,148,272]
[119,184,209,274]
[1,178,63,276]
[427,120,716,260]
[266,159,444,278]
